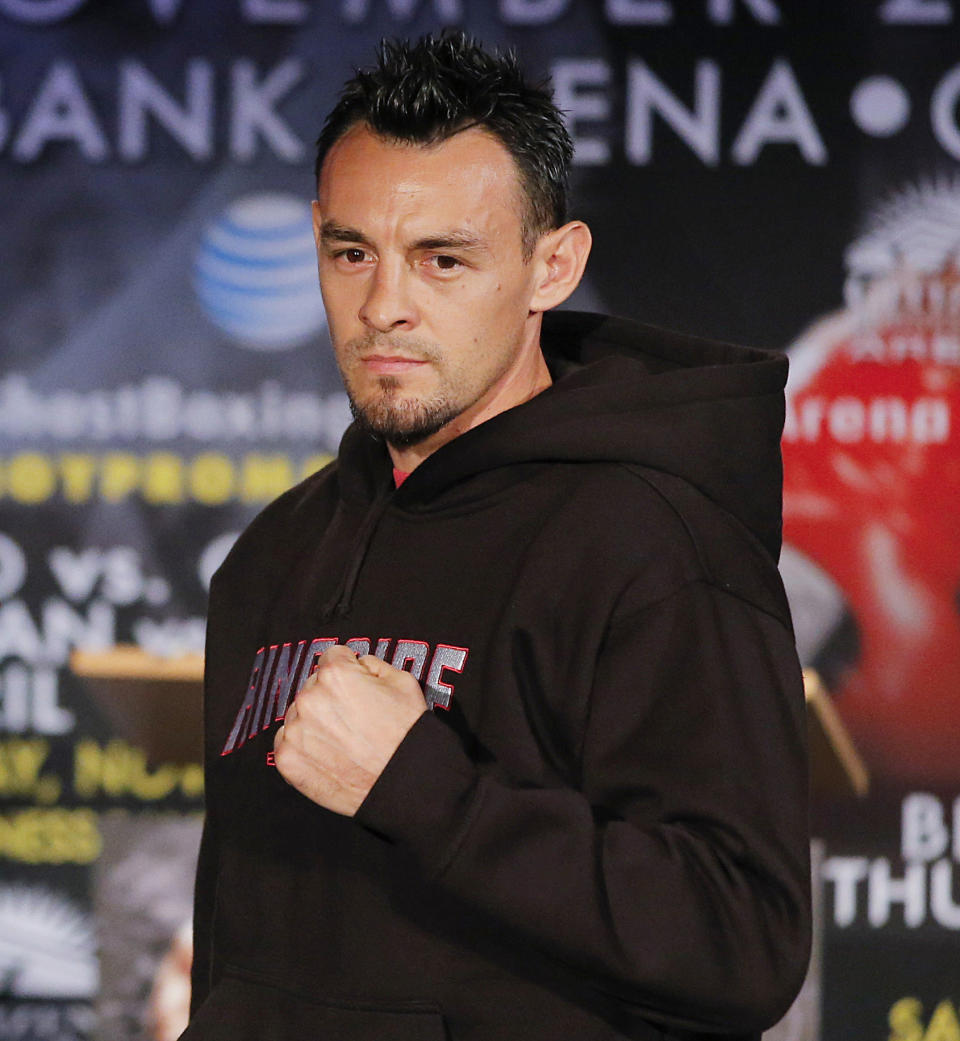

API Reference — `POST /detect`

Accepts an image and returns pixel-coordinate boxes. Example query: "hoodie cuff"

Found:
[355,711,482,877]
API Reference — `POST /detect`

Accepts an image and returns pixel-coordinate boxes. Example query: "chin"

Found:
[351,394,460,447]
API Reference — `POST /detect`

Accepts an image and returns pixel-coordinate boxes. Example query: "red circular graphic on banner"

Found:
[783,276,960,785]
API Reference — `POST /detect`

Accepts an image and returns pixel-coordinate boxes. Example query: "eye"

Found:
[429,254,462,272]
[338,247,368,264]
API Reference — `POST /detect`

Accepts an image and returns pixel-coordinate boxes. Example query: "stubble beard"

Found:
[347,375,464,448]
[340,334,464,449]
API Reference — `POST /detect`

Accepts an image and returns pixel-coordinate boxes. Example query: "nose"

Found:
[358,260,418,332]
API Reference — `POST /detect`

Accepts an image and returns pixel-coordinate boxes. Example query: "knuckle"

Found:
[293,686,320,714]
[399,672,424,696]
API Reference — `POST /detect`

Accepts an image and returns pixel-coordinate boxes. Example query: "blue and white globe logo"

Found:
[194,192,325,351]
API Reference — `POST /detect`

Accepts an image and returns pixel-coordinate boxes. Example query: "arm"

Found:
[188,807,218,1016]
[353,580,810,1032]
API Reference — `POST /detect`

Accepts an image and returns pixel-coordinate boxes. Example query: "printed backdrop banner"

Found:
[0,3,958,1040]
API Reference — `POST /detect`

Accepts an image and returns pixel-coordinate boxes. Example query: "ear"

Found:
[528,221,593,313]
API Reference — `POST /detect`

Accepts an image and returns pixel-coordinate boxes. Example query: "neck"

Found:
[387,346,552,474]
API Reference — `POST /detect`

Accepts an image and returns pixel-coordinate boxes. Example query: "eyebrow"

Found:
[411,232,487,253]
[320,221,370,246]
[320,221,488,254]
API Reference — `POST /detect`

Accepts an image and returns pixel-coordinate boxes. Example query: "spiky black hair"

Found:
[314,32,573,255]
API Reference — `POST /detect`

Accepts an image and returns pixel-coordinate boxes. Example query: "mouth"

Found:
[359,355,430,376]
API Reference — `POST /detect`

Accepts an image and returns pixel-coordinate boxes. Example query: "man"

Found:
[183,32,810,1041]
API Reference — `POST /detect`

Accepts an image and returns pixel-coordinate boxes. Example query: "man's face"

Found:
[313,124,544,449]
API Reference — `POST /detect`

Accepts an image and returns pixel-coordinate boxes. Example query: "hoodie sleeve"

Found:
[189,807,218,1015]
[355,578,811,1034]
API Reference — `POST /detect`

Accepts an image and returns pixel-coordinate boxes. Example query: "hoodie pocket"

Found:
[180,970,447,1041]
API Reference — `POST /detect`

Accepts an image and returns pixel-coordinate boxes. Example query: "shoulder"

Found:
[527,460,694,567]
[623,465,792,628]
[530,461,792,629]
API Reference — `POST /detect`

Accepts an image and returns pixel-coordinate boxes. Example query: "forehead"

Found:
[317,124,526,239]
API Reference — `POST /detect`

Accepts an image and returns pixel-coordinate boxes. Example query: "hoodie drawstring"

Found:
[319,491,393,621]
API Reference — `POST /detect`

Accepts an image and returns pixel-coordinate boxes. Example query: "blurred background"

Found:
[0,2,958,1039]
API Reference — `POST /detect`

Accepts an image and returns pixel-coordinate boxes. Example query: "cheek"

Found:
[320,268,365,312]
[320,295,366,353]
[446,277,526,325]
[423,269,532,357]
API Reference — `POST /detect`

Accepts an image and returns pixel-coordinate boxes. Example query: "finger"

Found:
[356,654,387,676]
[322,644,361,664]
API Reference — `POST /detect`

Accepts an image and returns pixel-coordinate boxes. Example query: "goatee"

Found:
[348,377,461,448]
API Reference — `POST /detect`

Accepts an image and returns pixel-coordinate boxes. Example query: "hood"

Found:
[336,311,788,563]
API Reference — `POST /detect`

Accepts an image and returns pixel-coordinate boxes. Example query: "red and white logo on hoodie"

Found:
[220,635,469,757]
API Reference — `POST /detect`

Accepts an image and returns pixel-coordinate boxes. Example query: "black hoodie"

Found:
[185,312,810,1041]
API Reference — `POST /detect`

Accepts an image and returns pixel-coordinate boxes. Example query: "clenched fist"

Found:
[273,645,428,816]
